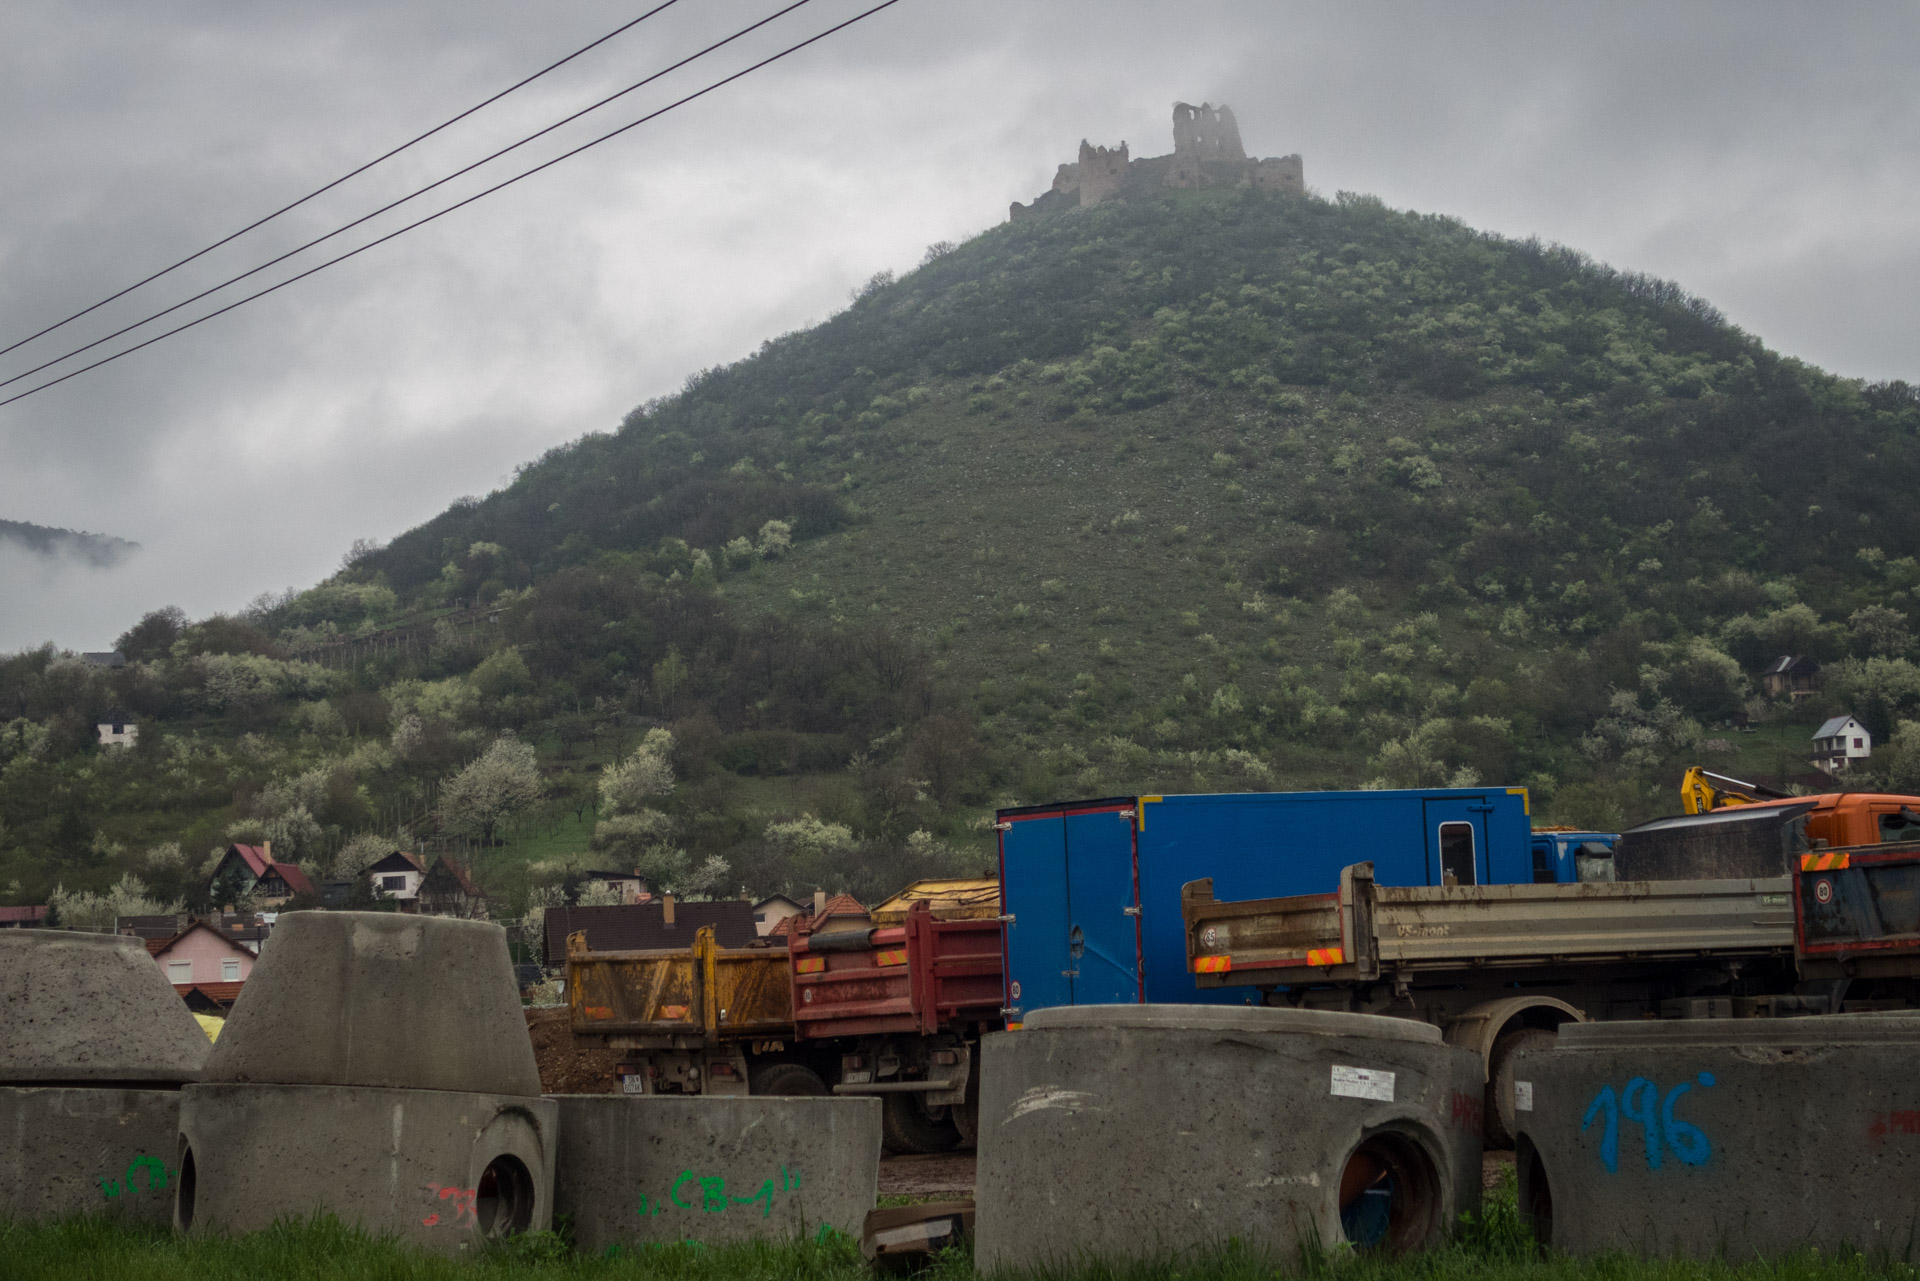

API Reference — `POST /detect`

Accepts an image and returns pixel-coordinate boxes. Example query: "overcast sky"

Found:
[2,1,1914,651]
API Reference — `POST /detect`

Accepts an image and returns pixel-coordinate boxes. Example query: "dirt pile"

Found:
[525,1006,620,1095]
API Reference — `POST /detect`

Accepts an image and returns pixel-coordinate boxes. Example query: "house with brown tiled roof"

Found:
[418,855,486,918]
[175,980,246,1014]
[0,905,50,929]
[206,842,314,907]
[766,892,871,940]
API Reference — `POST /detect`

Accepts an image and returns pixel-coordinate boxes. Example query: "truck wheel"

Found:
[882,1093,961,1155]
[750,1062,828,1096]
[1486,1028,1555,1149]
[951,1067,981,1149]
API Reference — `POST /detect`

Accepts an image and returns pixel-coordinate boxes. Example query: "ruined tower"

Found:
[1009,102,1302,220]
[1076,140,1130,207]
[1172,102,1246,161]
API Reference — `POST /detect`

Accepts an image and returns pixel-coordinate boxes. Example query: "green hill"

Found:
[6,186,1920,917]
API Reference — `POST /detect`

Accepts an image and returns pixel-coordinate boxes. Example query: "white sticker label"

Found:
[1330,1065,1395,1102]
[1514,1081,1534,1112]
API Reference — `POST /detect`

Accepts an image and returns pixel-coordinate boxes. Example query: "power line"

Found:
[0,1,688,364]
[0,0,820,394]
[0,0,906,411]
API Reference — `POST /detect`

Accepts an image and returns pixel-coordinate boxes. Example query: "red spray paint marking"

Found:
[1869,1110,1920,1140]
[422,1183,478,1227]
[1451,1090,1485,1133]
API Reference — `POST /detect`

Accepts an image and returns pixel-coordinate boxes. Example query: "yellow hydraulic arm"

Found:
[1680,766,1790,815]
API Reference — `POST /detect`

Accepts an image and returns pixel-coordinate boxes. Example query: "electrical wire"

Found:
[1,0,819,393]
[0,0,688,363]
[0,0,905,411]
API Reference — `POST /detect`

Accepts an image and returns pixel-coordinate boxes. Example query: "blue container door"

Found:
[1064,809,1141,1004]
[1422,797,1492,886]
[1002,815,1071,1016]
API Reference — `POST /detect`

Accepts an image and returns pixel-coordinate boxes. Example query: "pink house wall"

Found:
[157,930,256,985]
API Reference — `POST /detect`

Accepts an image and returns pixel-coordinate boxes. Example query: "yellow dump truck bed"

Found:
[567,925,792,1042]
[869,877,1002,925]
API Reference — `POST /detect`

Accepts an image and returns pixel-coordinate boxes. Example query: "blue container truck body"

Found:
[996,787,1538,1022]
[1528,830,1620,883]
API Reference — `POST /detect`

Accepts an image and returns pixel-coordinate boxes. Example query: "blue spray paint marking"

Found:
[1582,1072,1715,1173]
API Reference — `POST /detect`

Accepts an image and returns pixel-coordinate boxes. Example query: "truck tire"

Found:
[1486,1027,1555,1149]
[952,1065,981,1149]
[882,1092,961,1155]
[749,1062,828,1096]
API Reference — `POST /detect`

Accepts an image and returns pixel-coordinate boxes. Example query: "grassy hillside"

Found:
[6,186,1920,918]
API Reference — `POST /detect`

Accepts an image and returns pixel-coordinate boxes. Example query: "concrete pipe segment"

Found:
[1,930,211,1224]
[1512,1015,1920,1259]
[551,1095,881,1250]
[176,912,558,1253]
[974,1005,1482,1269]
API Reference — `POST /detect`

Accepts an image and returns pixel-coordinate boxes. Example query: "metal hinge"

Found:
[998,913,1015,924]
[1061,970,1078,978]
[1123,905,1141,916]
[993,821,1012,831]
[1117,809,1135,820]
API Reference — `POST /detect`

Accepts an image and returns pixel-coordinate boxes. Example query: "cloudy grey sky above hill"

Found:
[1,0,1914,650]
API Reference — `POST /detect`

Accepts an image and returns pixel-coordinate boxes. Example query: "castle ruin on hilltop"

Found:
[1009,102,1303,221]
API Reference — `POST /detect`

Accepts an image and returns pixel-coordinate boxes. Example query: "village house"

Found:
[206,842,315,908]
[1812,715,1873,774]
[0,905,49,929]
[1761,655,1820,701]
[147,919,257,1012]
[580,869,650,904]
[96,706,138,749]
[366,851,428,903]
[752,893,806,937]
[417,855,485,918]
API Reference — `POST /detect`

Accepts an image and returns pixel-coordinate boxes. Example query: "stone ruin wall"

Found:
[1010,101,1302,221]
[1075,140,1131,207]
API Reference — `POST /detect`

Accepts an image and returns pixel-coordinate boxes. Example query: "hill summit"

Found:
[4,138,1920,918]
[1010,100,1304,220]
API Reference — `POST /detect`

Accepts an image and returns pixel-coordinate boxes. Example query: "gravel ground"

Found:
[881,1151,1517,1199]
[879,1152,981,1198]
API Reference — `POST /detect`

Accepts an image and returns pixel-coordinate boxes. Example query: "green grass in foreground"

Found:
[5,1179,1919,1281]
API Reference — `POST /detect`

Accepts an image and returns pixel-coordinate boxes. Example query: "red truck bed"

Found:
[788,902,1003,1039]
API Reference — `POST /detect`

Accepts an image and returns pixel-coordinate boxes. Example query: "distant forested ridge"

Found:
[0,518,138,567]
[6,185,1920,924]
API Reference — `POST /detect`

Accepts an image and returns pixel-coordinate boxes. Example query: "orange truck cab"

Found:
[1710,793,1920,848]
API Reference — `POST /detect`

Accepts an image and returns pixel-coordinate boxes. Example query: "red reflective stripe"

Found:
[875,948,909,967]
[1307,947,1344,967]
[794,956,826,974]
[1192,955,1232,973]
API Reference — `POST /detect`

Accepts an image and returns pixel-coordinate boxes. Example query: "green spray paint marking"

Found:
[636,1166,803,1220]
[98,1155,171,1200]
